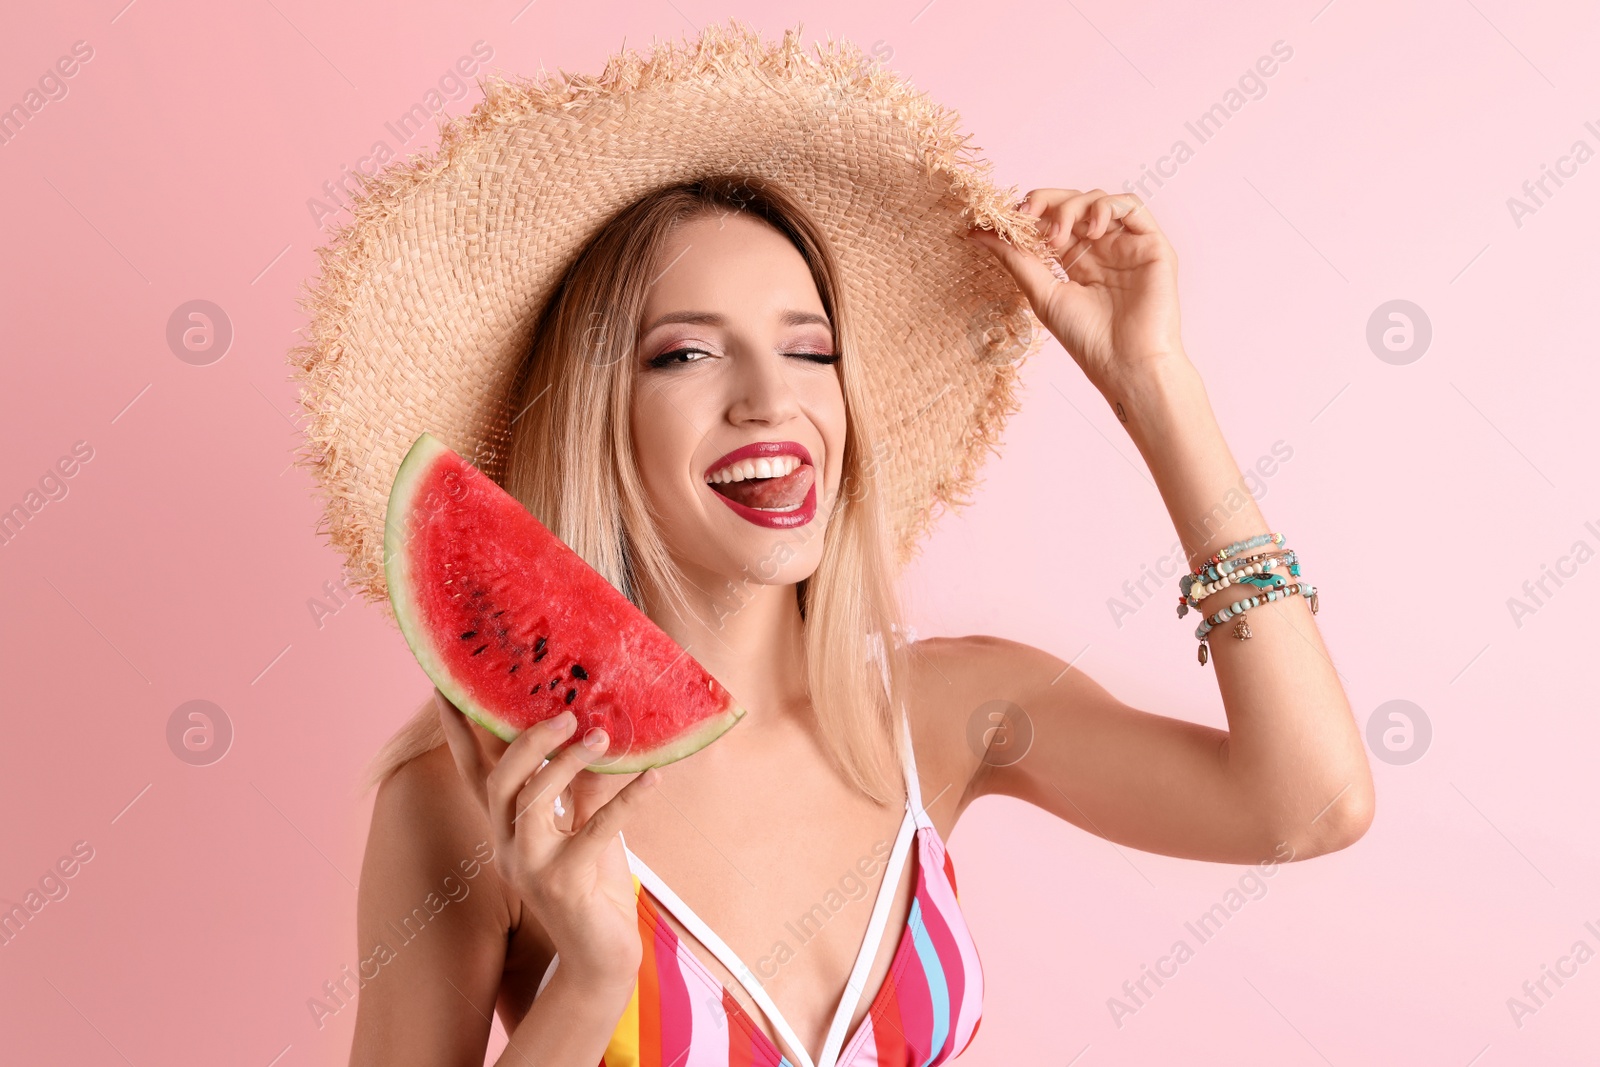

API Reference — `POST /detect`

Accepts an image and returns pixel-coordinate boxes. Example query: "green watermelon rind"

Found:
[582,705,749,775]
[383,432,746,774]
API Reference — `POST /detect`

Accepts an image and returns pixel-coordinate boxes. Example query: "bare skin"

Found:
[350,196,1375,1066]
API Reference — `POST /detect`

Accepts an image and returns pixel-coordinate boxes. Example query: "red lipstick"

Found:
[705,440,813,477]
[704,440,818,530]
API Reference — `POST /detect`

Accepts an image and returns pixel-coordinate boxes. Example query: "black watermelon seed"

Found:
[533,648,547,662]
[534,636,547,653]
[508,664,519,674]
[571,664,588,681]
[564,688,576,704]
[492,610,505,618]
[531,687,539,696]
[460,630,478,640]
[471,644,488,656]
[548,679,559,690]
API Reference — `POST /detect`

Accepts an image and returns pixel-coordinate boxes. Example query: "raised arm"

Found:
[960,189,1374,861]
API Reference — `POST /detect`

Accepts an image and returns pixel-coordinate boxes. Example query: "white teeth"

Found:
[709,454,801,484]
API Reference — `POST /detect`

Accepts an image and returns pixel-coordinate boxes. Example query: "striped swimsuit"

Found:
[535,702,986,1067]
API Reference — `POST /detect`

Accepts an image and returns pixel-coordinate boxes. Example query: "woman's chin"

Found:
[695,535,826,591]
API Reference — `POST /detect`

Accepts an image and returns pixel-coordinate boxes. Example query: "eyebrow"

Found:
[640,309,832,334]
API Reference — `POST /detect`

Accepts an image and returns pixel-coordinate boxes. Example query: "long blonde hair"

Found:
[361,175,912,805]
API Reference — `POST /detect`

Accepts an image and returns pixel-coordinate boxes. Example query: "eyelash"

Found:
[647,347,841,369]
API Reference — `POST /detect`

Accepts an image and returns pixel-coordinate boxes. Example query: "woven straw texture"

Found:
[289,19,1054,610]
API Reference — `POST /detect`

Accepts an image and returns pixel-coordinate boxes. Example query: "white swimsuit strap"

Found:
[814,807,919,1067]
[874,625,928,827]
[620,835,814,1064]
[619,813,918,1067]
[898,705,929,827]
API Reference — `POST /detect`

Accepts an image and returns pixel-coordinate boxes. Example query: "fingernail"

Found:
[549,710,576,730]
[583,727,608,749]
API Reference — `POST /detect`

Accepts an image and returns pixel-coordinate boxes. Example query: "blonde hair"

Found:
[360,175,912,805]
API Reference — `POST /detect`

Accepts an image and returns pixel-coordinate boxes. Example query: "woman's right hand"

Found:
[436,689,657,986]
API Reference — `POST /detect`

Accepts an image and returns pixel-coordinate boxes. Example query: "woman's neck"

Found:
[636,569,810,725]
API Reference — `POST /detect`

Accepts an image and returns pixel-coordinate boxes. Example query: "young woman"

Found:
[344,175,1374,1066]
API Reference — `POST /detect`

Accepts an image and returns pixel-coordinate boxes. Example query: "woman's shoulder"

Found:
[364,743,519,932]
[904,632,1062,705]
[371,741,470,826]
[901,632,1020,705]
[899,633,1025,825]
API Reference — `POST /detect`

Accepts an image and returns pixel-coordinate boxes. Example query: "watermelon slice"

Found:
[383,432,745,772]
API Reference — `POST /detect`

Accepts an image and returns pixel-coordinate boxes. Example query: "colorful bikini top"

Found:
[534,700,986,1067]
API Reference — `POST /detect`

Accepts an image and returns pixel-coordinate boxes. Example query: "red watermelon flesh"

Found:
[384,432,745,772]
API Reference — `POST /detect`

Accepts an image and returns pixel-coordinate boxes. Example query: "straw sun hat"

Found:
[289,18,1057,610]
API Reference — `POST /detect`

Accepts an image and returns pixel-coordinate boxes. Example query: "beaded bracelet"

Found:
[1195,581,1319,665]
[1196,579,1319,641]
[1179,544,1293,599]
[1180,545,1283,591]
[1184,540,1296,591]
[1191,549,1301,592]
[1178,551,1301,617]
[1186,532,1287,579]
[1181,565,1292,618]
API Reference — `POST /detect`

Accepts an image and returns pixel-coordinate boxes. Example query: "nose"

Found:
[726,348,802,427]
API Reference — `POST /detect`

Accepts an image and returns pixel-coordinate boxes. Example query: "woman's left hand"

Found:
[966,188,1184,393]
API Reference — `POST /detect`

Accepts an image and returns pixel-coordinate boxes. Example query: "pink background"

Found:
[2,2,1597,1064]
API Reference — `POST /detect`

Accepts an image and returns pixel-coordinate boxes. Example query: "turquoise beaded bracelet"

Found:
[1186,532,1286,579]
[1178,551,1301,617]
[1195,581,1318,665]
[1182,537,1294,591]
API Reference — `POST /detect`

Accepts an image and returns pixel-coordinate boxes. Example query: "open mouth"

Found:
[703,442,820,530]
[706,453,816,512]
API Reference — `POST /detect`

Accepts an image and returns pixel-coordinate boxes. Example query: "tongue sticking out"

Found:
[711,464,815,510]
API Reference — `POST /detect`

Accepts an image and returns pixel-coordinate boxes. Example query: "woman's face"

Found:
[630,211,847,591]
